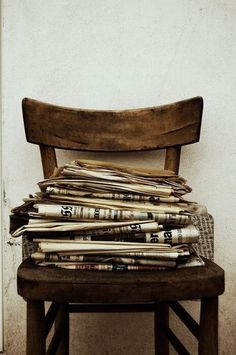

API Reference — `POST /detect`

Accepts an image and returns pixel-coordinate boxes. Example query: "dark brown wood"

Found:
[18,95,225,355]
[45,302,60,337]
[199,297,218,355]
[22,97,203,151]
[27,300,46,355]
[39,145,57,178]
[169,302,199,339]
[155,303,169,355]
[55,304,69,355]
[162,325,190,355]
[46,325,63,355]
[164,146,181,174]
[18,258,224,304]
[69,303,155,313]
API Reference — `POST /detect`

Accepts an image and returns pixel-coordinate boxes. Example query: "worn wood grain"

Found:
[18,259,224,304]
[39,145,57,178]
[164,146,181,174]
[22,97,203,151]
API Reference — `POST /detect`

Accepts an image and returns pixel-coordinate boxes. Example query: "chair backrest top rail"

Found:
[22,96,203,152]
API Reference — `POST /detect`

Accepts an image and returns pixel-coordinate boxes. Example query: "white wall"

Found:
[2,0,236,354]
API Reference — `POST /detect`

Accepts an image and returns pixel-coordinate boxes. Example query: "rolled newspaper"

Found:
[32,204,191,222]
[46,187,180,203]
[145,225,199,244]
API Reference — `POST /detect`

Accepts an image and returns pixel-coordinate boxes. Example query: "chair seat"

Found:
[18,258,224,304]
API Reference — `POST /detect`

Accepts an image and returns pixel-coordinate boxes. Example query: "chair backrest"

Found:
[22,96,203,178]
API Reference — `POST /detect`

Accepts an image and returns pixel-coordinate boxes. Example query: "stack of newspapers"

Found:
[10,159,208,271]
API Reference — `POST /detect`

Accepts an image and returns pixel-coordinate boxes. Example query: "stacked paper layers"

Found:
[10,159,208,271]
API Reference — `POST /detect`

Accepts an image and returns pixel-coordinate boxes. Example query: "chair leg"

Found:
[55,303,69,355]
[27,299,46,355]
[154,303,169,355]
[199,297,218,355]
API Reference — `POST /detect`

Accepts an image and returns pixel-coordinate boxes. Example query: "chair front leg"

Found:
[199,297,218,355]
[27,299,46,355]
[55,303,69,355]
[154,303,169,355]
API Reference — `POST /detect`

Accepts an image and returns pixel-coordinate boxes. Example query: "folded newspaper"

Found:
[10,159,213,271]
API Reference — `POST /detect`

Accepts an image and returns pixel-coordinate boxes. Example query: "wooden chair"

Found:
[17,96,224,355]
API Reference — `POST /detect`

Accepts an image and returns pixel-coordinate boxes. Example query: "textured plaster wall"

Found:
[2,0,236,354]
